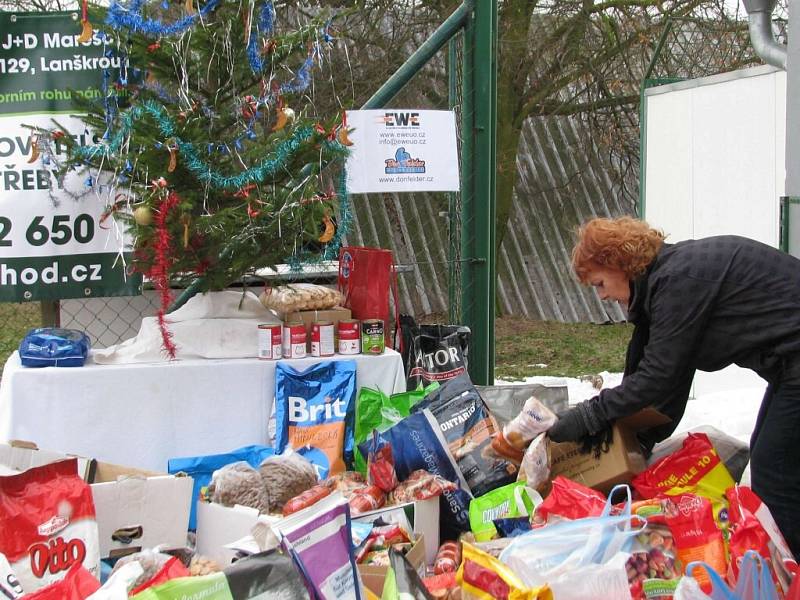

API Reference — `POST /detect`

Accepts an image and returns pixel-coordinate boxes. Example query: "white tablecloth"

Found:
[0,350,405,471]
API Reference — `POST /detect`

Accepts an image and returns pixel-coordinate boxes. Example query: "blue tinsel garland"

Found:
[106,0,222,37]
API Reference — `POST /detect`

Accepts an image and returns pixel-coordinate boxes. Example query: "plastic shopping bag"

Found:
[499,485,643,595]
[457,543,552,600]
[675,551,779,600]
[469,482,542,542]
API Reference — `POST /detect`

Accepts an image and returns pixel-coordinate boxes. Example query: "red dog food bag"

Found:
[0,459,100,592]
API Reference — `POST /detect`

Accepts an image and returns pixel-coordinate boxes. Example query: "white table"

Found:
[0,350,405,471]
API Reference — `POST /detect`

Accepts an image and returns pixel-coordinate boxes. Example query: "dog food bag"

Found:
[413,374,517,497]
[275,360,357,479]
[0,459,100,592]
[274,492,362,600]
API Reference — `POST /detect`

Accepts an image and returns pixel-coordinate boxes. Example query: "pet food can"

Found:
[338,319,360,355]
[283,321,307,359]
[361,319,385,354]
[258,323,282,360]
[311,321,335,357]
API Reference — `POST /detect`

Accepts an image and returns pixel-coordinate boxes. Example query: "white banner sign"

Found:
[344,109,460,194]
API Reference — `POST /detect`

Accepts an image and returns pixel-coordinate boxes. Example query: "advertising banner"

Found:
[344,109,460,194]
[0,11,140,302]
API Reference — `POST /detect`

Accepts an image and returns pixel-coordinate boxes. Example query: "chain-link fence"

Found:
[0,2,773,382]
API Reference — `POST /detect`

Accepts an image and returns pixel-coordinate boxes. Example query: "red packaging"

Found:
[423,572,457,595]
[388,470,457,504]
[22,563,100,600]
[0,459,99,592]
[664,494,726,593]
[282,321,307,359]
[337,319,360,355]
[129,556,191,596]
[282,485,332,516]
[533,476,607,526]
[434,541,461,575]
[727,485,797,596]
[368,438,398,493]
[349,485,386,516]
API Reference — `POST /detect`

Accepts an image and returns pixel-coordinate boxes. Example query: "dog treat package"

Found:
[413,374,517,497]
[275,360,357,479]
[0,459,100,593]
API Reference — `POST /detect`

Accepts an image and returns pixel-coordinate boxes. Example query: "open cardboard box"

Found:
[358,533,426,597]
[0,441,193,559]
[549,408,671,493]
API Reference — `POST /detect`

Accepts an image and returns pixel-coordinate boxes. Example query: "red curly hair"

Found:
[572,217,666,283]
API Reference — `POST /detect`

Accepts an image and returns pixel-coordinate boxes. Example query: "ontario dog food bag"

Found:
[413,374,517,497]
[0,459,100,592]
[275,360,357,479]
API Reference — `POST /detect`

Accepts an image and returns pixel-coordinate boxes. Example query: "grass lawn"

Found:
[0,304,632,381]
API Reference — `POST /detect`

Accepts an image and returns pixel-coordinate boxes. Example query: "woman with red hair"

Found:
[549,216,800,559]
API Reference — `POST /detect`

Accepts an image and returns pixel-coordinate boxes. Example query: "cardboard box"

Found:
[354,497,440,566]
[0,441,193,559]
[195,501,262,566]
[549,408,671,494]
[279,307,352,350]
[358,534,426,597]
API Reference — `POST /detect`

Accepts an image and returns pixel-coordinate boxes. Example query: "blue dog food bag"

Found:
[274,360,357,479]
[18,328,90,367]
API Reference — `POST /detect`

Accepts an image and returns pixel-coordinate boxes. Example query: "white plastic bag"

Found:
[87,561,144,600]
[499,484,642,597]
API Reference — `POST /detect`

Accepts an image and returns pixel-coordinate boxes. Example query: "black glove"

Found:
[549,397,614,456]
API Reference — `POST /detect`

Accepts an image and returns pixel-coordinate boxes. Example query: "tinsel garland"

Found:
[74,99,349,190]
[106,0,221,37]
[150,190,181,358]
[246,1,275,74]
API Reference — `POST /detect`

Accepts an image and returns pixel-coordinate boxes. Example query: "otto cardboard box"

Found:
[0,441,193,559]
[358,533,426,597]
[549,408,671,494]
[278,307,352,351]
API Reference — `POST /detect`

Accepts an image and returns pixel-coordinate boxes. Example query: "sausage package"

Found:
[413,375,517,497]
[0,459,100,593]
[275,360,357,479]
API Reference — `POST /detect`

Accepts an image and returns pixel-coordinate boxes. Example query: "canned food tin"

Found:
[283,321,307,359]
[361,319,385,354]
[311,321,335,357]
[338,319,360,355]
[257,323,282,360]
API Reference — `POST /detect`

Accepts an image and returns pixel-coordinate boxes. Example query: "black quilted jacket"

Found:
[595,235,800,449]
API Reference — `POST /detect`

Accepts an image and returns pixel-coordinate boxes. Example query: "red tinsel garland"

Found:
[149,190,181,359]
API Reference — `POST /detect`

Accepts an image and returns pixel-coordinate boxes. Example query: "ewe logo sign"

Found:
[0,11,139,302]
[345,109,459,194]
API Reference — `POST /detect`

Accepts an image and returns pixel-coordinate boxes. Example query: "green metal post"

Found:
[363,2,473,109]
[638,20,674,218]
[461,0,497,385]
[448,37,459,323]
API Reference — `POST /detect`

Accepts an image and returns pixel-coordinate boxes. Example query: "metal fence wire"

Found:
[2,2,774,372]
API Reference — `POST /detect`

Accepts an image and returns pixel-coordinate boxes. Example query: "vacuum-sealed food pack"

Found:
[275,360,357,478]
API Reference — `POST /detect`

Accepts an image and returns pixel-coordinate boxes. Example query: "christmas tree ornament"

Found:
[242,95,258,120]
[318,213,335,243]
[133,205,153,226]
[184,0,195,15]
[77,0,93,44]
[167,145,178,173]
[27,137,40,163]
[337,127,354,147]
[180,214,191,248]
[272,107,294,132]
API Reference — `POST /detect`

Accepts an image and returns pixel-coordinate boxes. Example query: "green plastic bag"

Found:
[468,481,543,542]
[354,383,439,473]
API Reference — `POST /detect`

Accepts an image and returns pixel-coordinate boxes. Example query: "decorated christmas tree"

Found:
[34,0,353,356]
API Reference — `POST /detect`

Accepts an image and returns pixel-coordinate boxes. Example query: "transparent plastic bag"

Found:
[259,283,343,313]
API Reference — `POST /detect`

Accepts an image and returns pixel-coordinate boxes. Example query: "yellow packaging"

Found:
[457,543,552,600]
